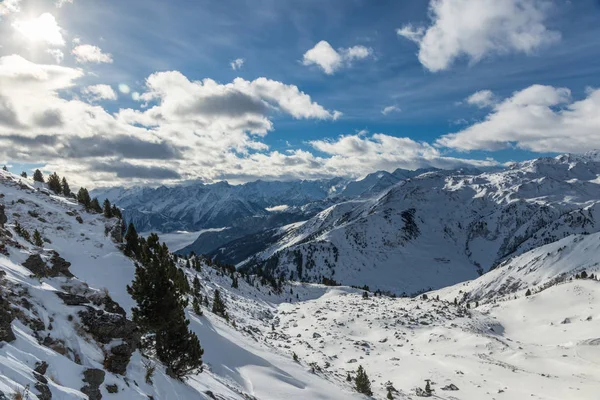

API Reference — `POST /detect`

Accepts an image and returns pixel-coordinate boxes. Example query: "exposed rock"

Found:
[441,383,459,391]
[34,361,49,375]
[105,220,123,243]
[81,368,105,400]
[56,292,90,306]
[34,382,52,400]
[0,204,6,228]
[0,293,15,342]
[105,384,118,393]
[49,252,74,278]
[76,216,83,224]
[79,308,140,375]
[23,254,47,277]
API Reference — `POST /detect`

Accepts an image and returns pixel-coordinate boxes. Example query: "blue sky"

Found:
[1,0,600,186]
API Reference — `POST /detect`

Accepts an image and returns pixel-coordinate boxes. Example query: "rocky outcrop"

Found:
[79,308,140,375]
[49,252,74,278]
[0,293,15,342]
[0,204,6,228]
[104,220,123,243]
[23,254,47,276]
[81,368,105,400]
[23,252,74,278]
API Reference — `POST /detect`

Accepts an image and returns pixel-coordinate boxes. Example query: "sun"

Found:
[12,13,65,47]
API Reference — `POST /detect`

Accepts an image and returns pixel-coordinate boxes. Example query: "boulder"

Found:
[81,368,105,400]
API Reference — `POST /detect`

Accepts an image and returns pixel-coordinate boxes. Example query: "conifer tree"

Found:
[103,199,113,218]
[47,172,62,194]
[90,197,102,213]
[61,177,71,196]
[33,169,44,183]
[127,240,203,379]
[192,297,202,315]
[124,223,140,257]
[2,165,7,171]
[525,289,532,296]
[231,275,238,289]
[212,289,227,318]
[33,229,44,247]
[21,171,27,178]
[111,204,122,219]
[355,365,373,396]
[77,187,91,209]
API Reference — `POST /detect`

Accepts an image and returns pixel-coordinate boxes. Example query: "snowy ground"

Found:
[1,169,600,400]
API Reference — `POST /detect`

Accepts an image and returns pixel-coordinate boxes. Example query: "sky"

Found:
[1,0,600,187]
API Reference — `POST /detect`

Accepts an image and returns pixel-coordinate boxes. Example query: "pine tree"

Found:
[33,169,44,183]
[21,171,27,178]
[33,229,44,247]
[77,187,91,209]
[47,172,62,194]
[355,365,373,396]
[212,289,227,318]
[525,289,532,296]
[231,275,238,289]
[61,177,71,197]
[111,204,122,219]
[103,199,113,218]
[2,165,7,171]
[124,223,140,257]
[128,251,203,379]
[192,297,202,315]
[90,197,102,213]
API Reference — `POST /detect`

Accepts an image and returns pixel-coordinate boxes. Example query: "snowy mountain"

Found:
[91,169,447,236]
[239,154,600,295]
[2,167,600,400]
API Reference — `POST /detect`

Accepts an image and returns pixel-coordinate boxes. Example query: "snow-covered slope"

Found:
[433,231,600,303]
[0,171,365,400]
[2,168,600,400]
[241,154,600,294]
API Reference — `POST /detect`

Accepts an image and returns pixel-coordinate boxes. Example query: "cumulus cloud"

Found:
[465,90,496,108]
[437,84,600,153]
[0,55,350,186]
[72,44,113,63]
[13,13,65,46]
[302,40,372,74]
[382,105,401,115]
[230,58,244,70]
[82,84,117,101]
[397,0,560,72]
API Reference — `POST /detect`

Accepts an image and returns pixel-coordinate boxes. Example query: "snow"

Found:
[2,160,600,400]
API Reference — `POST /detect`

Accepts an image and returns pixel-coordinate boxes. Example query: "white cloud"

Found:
[382,105,401,115]
[72,44,113,63]
[465,90,496,108]
[302,40,372,75]
[82,84,117,101]
[118,83,130,94]
[438,84,600,153]
[397,0,560,72]
[230,58,244,70]
[13,13,65,47]
[0,55,500,187]
[46,49,64,64]
[0,0,21,15]
[56,0,73,7]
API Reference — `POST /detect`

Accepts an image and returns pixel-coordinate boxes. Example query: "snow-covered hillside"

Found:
[1,167,600,400]
[0,171,365,400]
[241,154,600,294]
